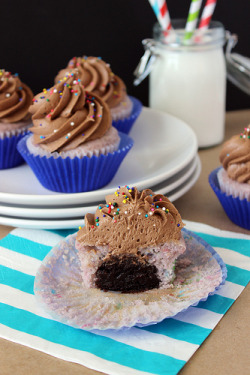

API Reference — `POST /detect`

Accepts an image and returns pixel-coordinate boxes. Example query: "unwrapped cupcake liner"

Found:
[17,132,134,193]
[34,229,226,331]
[209,167,250,230]
[112,96,143,135]
[0,129,29,169]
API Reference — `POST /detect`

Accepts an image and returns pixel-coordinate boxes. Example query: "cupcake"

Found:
[0,69,33,169]
[55,56,142,134]
[76,186,186,293]
[209,125,250,229]
[17,71,133,193]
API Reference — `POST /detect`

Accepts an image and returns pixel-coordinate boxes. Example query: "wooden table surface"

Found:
[0,109,250,375]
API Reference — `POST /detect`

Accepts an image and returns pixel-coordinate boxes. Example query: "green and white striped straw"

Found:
[184,0,203,43]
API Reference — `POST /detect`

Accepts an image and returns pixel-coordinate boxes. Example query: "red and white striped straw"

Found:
[198,0,217,31]
[148,0,172,33]
[158,0,172,32]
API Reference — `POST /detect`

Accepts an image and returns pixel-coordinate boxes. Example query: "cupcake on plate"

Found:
[17,71,133,193]
[76,186,186,293]
[0,69,33,169]
[55,56,142,134]
[209,125,250,229]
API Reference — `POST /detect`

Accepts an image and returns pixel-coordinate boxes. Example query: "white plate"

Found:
[0,158,201,229]
[0,107,197,206]
[1,155,199,218]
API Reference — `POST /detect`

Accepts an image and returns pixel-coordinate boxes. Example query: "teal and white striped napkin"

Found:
[0,220,249,375]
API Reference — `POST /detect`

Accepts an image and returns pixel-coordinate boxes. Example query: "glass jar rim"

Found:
[153,19,225,50]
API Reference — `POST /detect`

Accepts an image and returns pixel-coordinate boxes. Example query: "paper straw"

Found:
[198,0,217,31]
[184,0,203,43]
[148,0,172,32]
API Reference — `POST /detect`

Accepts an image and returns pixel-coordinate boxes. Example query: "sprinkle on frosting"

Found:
[220,124,250,184]
[55,56,127,109]
[77,186,184,256]
[0,69,33,123]
[29,70,111,153]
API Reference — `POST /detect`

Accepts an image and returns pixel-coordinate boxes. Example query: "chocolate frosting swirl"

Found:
[0,70,33,123]
[55,56,127,109]
[77,186,184,255]
[29,71,111,153]
[220,125,250,184]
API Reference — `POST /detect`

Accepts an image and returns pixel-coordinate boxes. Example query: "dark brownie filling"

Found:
[95,254,160,293]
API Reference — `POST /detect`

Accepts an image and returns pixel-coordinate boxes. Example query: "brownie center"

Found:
[95,254,160,293]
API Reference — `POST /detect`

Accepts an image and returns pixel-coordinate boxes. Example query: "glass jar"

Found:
[137,20,227,148]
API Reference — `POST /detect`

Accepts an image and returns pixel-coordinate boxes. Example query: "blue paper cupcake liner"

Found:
[209,167,250,230]
[0,131,28,169]
[17,132,134,193]
[112,96,142,134]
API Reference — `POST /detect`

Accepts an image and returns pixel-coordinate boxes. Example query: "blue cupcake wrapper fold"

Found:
[0,131,28,169]
[17,132,134,193]
[111,96,142,134]
[209,167,250,230]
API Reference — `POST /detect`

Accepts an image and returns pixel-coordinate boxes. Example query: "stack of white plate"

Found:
[0,108,200,229]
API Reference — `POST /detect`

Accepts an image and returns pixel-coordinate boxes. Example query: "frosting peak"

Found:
[29,71,111,152]
[220,125,250,184]
[77,186,184,254]
[0,70,33,123]
[55,56,127,109]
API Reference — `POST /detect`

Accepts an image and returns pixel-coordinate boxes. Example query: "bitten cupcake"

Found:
[76,186,186,293]
[55,56,142,134]
[17,71,133,193]
[0,69,33,169]
[209,125,250,229]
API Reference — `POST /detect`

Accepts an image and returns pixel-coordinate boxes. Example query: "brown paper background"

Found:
[0,110,250,374]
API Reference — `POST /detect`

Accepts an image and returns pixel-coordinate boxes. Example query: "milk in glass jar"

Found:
[137,20,226,148]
